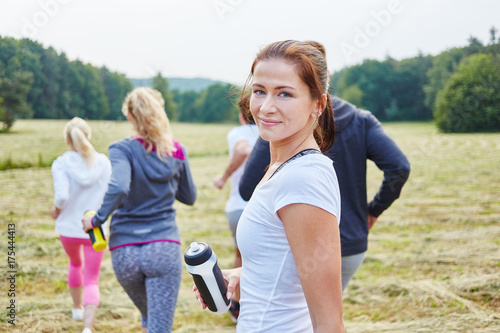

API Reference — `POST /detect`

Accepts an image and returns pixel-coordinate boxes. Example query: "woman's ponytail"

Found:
[315,93,335,153]
[63,117,96,167]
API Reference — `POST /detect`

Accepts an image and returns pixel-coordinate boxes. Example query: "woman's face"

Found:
[250,59,321,146]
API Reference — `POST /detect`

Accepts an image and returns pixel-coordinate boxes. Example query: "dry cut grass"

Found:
[0,120,499,332]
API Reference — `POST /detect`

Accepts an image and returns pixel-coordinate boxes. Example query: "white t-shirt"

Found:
[52,151,111,238]
[236,152,341,333]
[226,124,259,212]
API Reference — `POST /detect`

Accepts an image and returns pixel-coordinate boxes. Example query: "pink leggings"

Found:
[60,236,105,306]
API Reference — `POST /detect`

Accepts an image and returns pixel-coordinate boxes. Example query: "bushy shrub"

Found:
[434,54,500,133]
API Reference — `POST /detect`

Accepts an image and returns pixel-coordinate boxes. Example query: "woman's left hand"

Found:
[81,215,94,233]
[50,206,61,219]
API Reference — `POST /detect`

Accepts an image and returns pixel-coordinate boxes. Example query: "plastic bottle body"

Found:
[84,210,107,252]
[185,242,230,314]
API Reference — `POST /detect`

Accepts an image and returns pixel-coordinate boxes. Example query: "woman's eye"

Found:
[254,90,265,96]
[279,91,292,98]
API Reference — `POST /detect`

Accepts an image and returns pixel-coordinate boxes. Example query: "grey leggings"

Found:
[341,252,366,292]
[111,241,182,333]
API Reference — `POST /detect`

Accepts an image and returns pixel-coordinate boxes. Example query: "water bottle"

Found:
[84,210,107,252]
[184,242,230,314]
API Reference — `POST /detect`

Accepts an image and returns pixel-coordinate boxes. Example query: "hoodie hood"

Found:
[332,96,357,133]
[57,151,110,187]
[127,138,185,182]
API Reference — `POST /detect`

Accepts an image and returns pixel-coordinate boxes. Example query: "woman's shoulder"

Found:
[109,136,134,148]
[95,151,111,165]
[171,140,186,160]
[107,137,139,156]
[278,153,335,183]
[229,124,258,138]
[52,151,80,168]
[292,152,332,169]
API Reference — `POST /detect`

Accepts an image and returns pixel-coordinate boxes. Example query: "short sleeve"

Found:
[227,127,247,150]
[273,156,341,223]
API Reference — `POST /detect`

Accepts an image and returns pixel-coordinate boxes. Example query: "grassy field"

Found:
[0,119,499,332]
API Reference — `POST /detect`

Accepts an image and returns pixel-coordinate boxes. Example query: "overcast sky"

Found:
[0,0,498,84]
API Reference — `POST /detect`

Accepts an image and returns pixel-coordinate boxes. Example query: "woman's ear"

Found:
[125,111,133,122]
[312,94,327,118]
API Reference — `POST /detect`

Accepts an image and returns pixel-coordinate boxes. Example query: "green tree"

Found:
[100,67,133,120]
[196,83,238,123]
[0,37,41,120]
[391,53,433,120]
[333,59,396,120]
[0,36,131,120]
[466,36,484,56]
[56,52,73,118]
[176,90,202,122]
[424,47,466,112]
[0,96,4,126]
[153,73,178,121]
[338,85,363,107]
[64,61,109,119]
[490,26,498,44]
[0,71,34,130]
[434,54,500,133]
[81,64,109,119]
[35,46,62,118]
[18,39,45,118]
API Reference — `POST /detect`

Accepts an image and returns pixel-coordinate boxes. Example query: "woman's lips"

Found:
[259,118,281,127]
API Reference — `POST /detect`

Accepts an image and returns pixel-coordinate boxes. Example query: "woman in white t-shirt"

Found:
[195,40,344,332]
[50,117,111,333]
[213,95,259,321]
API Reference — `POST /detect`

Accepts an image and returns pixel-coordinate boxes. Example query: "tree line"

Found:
[0,35,238,130]
[1,31,499,132]
[0,37,133,130]
[331,27,500,132]
[152,73,239,124]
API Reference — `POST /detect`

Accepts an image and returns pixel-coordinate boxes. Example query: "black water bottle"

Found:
[184,242,230,314]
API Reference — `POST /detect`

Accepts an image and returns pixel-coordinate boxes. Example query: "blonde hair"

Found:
[63,117,96,167]
[122,87,176,159]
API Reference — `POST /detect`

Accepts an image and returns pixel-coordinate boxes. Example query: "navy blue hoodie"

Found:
[239,97,410,256]
[92,137,196,250]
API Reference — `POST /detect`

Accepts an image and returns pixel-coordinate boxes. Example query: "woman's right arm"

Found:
[91,145,132,227]
[175,146,197,205]
[280,204,344,332]
[238,137,270,201]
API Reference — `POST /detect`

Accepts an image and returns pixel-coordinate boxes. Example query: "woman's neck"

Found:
[269,134,319,165]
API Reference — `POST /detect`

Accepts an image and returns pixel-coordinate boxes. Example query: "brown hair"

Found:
[241,40,334,152]
[238,93,255,124]
[304,40,326,57]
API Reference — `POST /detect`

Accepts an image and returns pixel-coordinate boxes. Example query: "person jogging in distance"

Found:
[82,87,197,333]
[51,117,111,333]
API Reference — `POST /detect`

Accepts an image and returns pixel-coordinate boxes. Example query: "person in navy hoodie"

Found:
[239,42,410,293]
[82,87,196,333]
